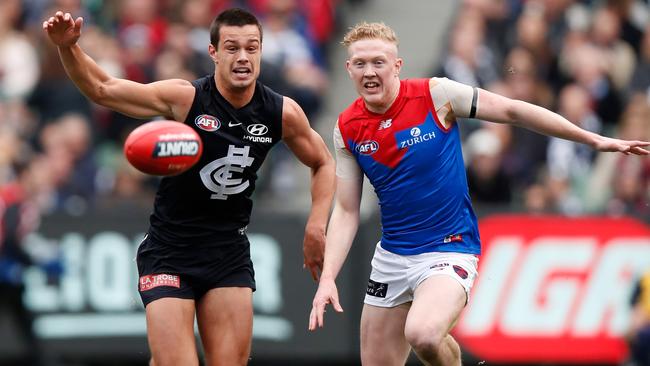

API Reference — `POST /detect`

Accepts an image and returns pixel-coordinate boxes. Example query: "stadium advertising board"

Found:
[4,210,648,364]
[455,215,650,364]
[11,207,360,363]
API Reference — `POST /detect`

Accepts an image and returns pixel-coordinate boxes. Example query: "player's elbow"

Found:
[312,141,335,170]
[93,82,111,106]
[503,99,526,126]
[312,155,335,182]
[339,208,360,229]
[322,149,335,169]
[322,153,336,180]
[92,78,119,107]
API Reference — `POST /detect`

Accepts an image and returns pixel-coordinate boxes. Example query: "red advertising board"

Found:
[454,215,650,364]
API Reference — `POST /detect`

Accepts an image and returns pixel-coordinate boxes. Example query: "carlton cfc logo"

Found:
[356,140,379,155]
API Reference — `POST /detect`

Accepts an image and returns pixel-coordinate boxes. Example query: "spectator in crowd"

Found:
[546,83,602,215]
[465,128,512,206]
[523,181,553,215]
[38,114,97,215]
[28,29,92,125]
[300,0,339,67]
[629,23,650,98]
[461,0,516,65]
[259,0,328,118]
[589,5,636,92]
[0,0,40,100]
[565,42,624,127]
[0,156,50,366]
[514,7,556,82]
[605,0,645,55]
[437,7,499,89]
[497,46,554,186]
[536,0,574,54]
[174,0,217,76]
[117,0,167,84]
[585,94,650,219]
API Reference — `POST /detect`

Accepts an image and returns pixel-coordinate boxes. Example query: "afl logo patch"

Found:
[247,124,268,136]
[195,114,221,132]
[356,140,379,155]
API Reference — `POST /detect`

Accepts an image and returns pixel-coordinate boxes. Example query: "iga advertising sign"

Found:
[455,215,650,364]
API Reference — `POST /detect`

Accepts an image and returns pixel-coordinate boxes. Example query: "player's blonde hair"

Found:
[341,22,398,47]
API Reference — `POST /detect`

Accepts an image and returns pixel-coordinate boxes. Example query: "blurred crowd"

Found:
[0,0,648,223]
[437,0,650,221]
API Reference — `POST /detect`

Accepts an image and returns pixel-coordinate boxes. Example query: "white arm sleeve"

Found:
[429,77,478,120]
[333,123,363,181]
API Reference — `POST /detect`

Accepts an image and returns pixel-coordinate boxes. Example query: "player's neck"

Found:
[214,75,256,109]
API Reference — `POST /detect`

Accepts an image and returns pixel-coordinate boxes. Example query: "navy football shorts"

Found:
[136,233,256,307]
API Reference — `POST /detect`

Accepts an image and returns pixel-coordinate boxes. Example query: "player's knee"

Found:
[404,325,446,358]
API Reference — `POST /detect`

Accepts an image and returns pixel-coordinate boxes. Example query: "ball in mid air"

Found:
[124,120,203,176]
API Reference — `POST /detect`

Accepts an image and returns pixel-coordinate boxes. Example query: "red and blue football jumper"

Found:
[338,79,481,255]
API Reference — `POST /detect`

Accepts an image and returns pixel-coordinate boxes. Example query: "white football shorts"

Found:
[364,242,479,308]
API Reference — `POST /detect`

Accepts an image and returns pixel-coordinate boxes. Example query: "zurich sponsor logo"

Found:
[398,125,436,149]
[195,114,221,132]
[356,140,379,155]
[247,124,268,136]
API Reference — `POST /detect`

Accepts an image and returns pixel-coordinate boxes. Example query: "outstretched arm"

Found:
[475,88,650,155]
[282,97,336,281]
[309,123,364,330]
[42,11,194,120]
[309,174,363,330]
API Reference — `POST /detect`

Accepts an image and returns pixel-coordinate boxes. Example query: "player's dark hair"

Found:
[210,8,263,47]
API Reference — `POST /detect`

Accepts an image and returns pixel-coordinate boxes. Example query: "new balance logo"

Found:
[378,119,392,130]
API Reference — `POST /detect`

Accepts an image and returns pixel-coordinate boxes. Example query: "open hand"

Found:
[308,278,343,331]
[594,136,650,155]
[42,11,83,47]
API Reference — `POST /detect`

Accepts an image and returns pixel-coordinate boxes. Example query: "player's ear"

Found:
[394,57,403,77]
[345,60,353,77]
[208,44,218,63]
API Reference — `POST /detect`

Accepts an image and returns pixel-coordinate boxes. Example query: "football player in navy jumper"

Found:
[44,8,335,366]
